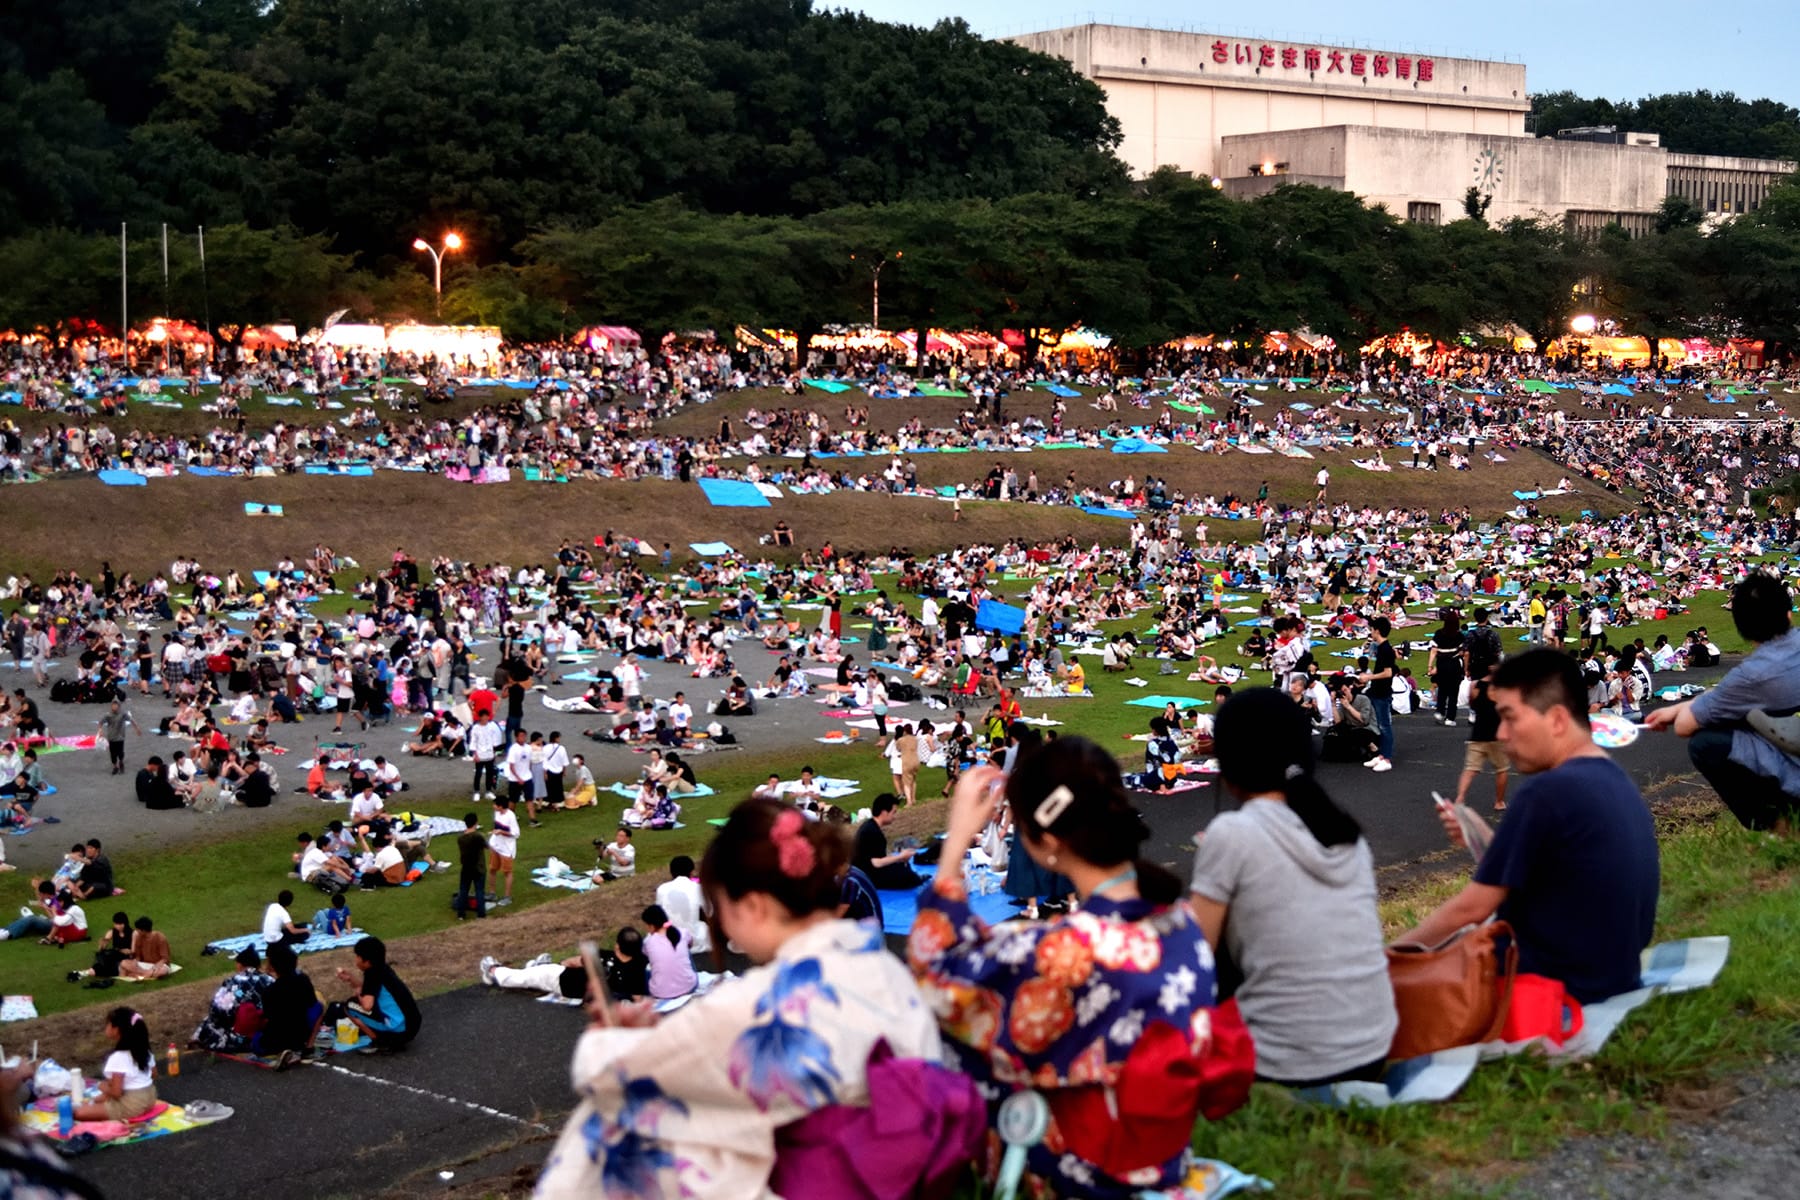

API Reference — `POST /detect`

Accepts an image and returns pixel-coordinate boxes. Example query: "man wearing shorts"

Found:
[1453,671,1510,812]
[487,796,519,907]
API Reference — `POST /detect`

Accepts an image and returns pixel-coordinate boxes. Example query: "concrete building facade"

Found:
[1218,126,1667,234]
[1014,22,1795,233]
[1009,24,1528,183]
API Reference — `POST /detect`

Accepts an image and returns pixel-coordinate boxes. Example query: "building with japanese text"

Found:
[1012,23,1793,233]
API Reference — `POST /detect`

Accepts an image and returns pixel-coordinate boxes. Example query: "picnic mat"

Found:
[23,1095,220,1148]
[878,864,1014,936]
[1125,695,1211,710]
[204,927,368,958]
[1302,936,1731,1109]
[697,478,771,508]
[2,994,38,1022]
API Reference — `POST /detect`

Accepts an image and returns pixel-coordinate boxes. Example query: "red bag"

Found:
[1045,1004,1256,1182]
[1197,997,1257,1120]
[1501,974,1585,1046]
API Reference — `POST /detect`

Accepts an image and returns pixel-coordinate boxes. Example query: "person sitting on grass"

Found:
[332,935,421,1050]
[116,915,173,981]
[71,1007,159,1123]
[295,831,356,891]
[1189,689,1397,1087]
[593,827,637,882]
[640,904,698,1001]
[312,892,352,936]
[1404,650,1659,1004]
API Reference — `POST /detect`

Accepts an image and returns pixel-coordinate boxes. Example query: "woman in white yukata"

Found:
[536,797,982,1199]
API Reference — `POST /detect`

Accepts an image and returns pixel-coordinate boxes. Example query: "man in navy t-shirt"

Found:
[1406,650,1659,1003]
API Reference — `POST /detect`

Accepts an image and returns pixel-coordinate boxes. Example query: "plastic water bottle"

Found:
[57,1095,73,1135]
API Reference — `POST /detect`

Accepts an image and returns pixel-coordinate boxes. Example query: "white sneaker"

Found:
[479,955,498,986]
[527,952,553,968]
[1369,757,1393,772]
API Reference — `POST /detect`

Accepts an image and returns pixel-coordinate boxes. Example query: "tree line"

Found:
[1530,89,1800,163]
[7,175,1800,361]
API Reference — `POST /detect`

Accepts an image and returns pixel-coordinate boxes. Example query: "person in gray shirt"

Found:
[97,700,141,775]
[1646,572,1800,832]
[1189,688,1397,1086]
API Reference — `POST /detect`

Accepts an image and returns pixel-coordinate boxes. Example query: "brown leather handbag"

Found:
[1386,920,1519,1060]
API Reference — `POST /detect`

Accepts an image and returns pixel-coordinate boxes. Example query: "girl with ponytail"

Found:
[1189,687,1398,1087]
[909,737,1240,1199]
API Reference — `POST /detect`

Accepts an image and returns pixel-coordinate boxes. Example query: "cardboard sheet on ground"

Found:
[696,478,770,508]
[1301,936,1730,1109]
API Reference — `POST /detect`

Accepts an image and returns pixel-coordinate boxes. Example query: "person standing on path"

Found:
[468,712,503,802]
[1358,616,1396,771]
[97,700,140,775]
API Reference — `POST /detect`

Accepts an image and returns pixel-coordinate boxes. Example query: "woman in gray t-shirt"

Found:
[1189,689,1397,1086]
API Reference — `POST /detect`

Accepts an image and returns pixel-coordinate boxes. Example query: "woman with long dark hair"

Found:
[1428,607,1466,726]
[1189,689,1396,1086]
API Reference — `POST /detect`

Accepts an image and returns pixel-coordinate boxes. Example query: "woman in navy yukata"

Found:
[910,736,1250,1199]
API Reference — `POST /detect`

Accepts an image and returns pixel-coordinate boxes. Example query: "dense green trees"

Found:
[0,0,1124,257]
[1530,89,1800,162]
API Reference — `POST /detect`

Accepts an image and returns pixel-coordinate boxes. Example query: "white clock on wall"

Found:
[1473,146,1505,190]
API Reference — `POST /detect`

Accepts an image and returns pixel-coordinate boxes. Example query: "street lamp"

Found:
[411,232,463,314]
[851,250,902,331]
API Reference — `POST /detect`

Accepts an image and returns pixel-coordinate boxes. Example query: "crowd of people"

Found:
[4,333,1800,1197]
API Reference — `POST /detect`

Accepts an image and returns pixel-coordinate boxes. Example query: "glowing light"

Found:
[1570,314,1598,335]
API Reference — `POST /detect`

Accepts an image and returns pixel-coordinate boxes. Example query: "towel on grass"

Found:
[205,927,367,957]
[878,863,1013,936]
[606,781,716,799]
[1125,695,1211,710]
[1302,936,1730,1108]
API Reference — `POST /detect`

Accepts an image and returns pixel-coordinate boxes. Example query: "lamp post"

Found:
[411,232,463,314]
[851,250,902,330]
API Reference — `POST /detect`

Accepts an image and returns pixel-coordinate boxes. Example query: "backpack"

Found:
[1465,624,1503,676]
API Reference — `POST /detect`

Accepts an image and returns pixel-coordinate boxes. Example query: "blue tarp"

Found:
[803,379,855,394]
[1036,384,1082,398]
[186,466,230,477]
[974,599,1027,636]
[1601,383,1635,397]
[97,470,146,487]
[697,478,771,508]
[689,542,735,556]
[1111,438,1167,454]
[1081,506,1136,519]
[244,503,284,516]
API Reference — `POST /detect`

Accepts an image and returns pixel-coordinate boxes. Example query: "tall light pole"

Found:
[411,232,463,315]
[851,250,902,330]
